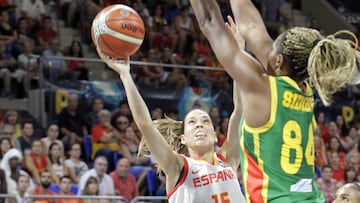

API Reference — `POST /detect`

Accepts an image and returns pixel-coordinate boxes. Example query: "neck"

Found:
[70,157,79,162]
[188,150,214,164]
[18,190,25,196]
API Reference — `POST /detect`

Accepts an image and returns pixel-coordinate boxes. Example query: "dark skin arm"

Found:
[230,0,274,69]
[189,0,271,127]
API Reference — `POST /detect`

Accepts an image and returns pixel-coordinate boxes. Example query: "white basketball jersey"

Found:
[168,153,245,203]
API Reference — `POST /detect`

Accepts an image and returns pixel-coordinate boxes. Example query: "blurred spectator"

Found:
[109,158,139,202]
[25,140,58,184]
[111,99,131,118]
[344,126,360,151]
[0,136,12,161]
[36,16,58,52]
[191,33,210,63]
[3,110,21,138]
[209,106,221,130]
[0,39,15,98]
[308,17,325,34]
[160,47,188,88]
[66,40,89,80]
[81,176,99,198]
[259,0,291,38]
[60,0,80,28]
[41,124,64,156]
[173,5,195,56]
[17,120,35,155]
[16,39,39,98]
[216,116,229,149]
[28,170,55,203]
[48,143,73,181]
[86,96,104,131]
[316,111,330,143]
[42,38,73,81]
[186,52,209,88]
[8,175,30,203]
[15,17,36,48]
[152,25,177,53]
[204,53,230,92]
[77,156,114,195]
[0,168,6,203]
[0,10,19,57]
[0,148,33,193]
[58,175,81,203]
[346,147,359,177]
[315,128,328,168]
[0,124,20,150]
[111,114,130,140]
[329,151,345,183]
[21,0,46,32]
[65,143,88,184]
[316,165,338,203]
[137,49,164,87]
[156,171,166,197]
[119,125,151,196]
[58,93,88,150]
[335,114,348,138]
[150,107,163,120]
[344,167,358,183]
[327,136,346,170]
[91,109,119,171]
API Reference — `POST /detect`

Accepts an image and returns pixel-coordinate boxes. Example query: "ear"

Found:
[275,54,284,75]
[180,134,186,145]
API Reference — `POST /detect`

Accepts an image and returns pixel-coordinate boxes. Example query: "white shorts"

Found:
[12,69,27,82]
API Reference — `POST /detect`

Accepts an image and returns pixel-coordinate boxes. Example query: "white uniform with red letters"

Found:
[167,153,245,203]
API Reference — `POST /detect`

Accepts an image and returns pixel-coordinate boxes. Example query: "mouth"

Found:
[195,131,206,138]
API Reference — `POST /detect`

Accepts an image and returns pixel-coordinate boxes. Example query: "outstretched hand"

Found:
[96,47,131,76]
[225,15,245,50]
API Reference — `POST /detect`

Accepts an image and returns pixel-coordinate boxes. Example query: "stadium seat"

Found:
[113,151,119,165]
[146,169,158,196]
[70,184,79,194]
[83,135,92,163]
[49,184,60,193]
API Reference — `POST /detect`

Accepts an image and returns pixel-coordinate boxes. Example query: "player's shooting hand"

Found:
[97,47,130,75]
[225,15,245,50]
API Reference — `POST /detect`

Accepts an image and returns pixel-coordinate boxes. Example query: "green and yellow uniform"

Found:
[240,76,325,203]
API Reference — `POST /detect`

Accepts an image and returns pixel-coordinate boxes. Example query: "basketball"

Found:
[91,4,145,58]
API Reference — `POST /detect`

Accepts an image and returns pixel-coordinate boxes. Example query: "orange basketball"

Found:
[91,4,145,58]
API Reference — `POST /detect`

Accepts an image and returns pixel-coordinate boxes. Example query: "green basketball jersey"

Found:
[239,76,325,203]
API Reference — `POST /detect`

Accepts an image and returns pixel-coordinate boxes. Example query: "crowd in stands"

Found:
[0,0,359,202]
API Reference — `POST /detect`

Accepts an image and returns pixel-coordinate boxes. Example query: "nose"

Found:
[195,121,203,128]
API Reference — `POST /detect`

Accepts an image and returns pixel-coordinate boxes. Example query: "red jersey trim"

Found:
[167,155,189,199]
[244,148,265,203]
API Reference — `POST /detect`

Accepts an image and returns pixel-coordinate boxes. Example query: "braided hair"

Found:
[308,30,358,106]
[278,27,358,106]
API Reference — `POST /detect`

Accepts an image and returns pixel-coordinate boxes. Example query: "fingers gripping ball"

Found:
[91,4,145,58]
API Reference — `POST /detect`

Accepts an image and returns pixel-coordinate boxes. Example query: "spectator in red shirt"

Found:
[35,16,58,52]
[28,170,55,203]
[109,158,139,202]
[91,109,120,172]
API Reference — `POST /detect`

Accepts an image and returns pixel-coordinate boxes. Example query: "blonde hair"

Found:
[138,116,187,156]
[279,27,358,106]
[308,30,358,106]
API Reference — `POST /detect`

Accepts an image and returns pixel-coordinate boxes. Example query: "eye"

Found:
[188,120,195,124]
[341,197,350,202]
[203,118,210,123]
